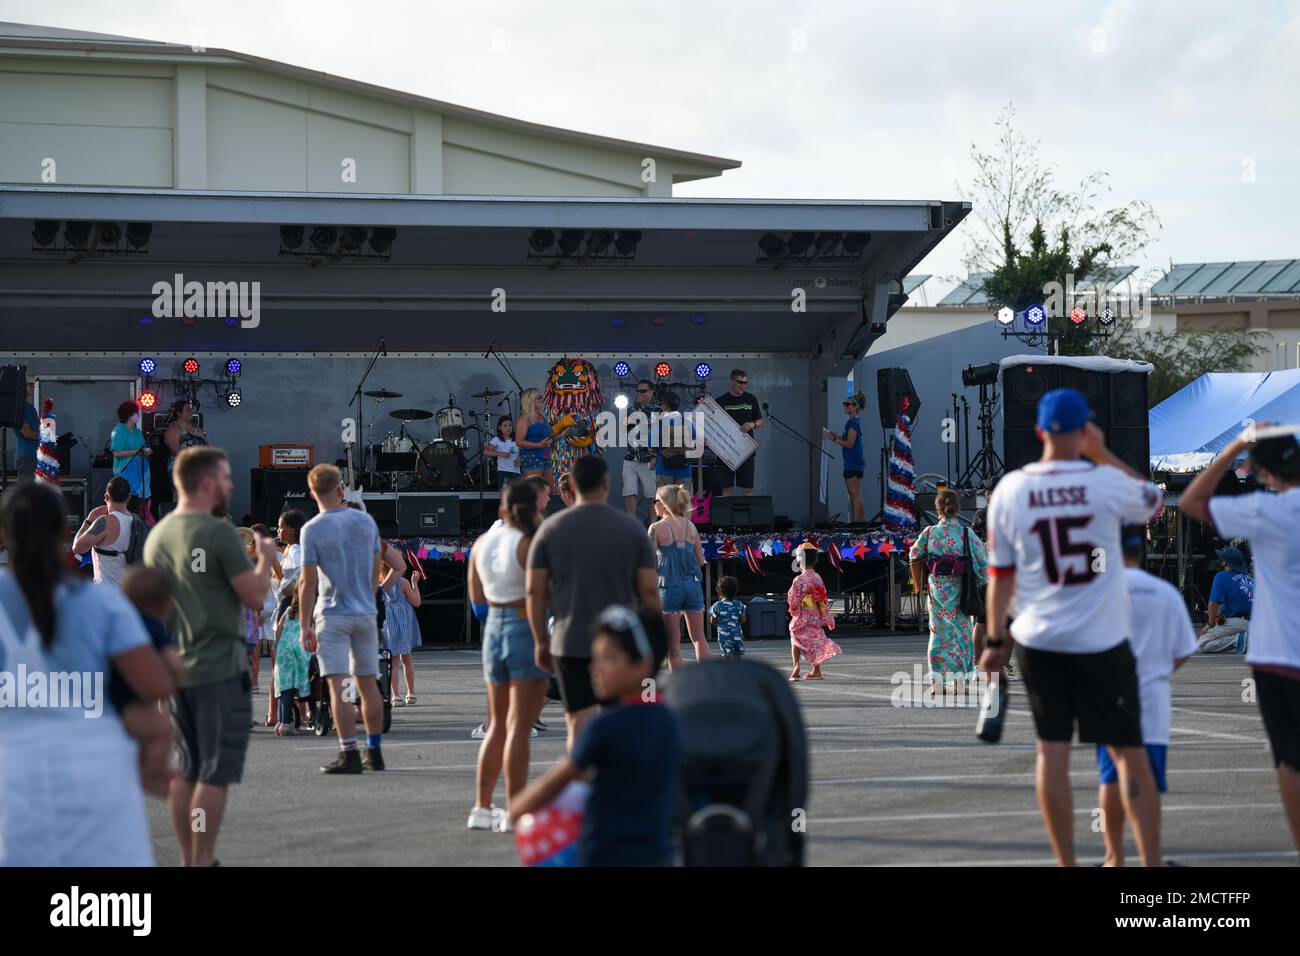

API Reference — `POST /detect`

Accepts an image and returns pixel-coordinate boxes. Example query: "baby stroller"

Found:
[308,648,393,736]
[665,658,808,866]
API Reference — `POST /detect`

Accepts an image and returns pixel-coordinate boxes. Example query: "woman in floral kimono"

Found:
[908,489,988,691]
[787,543,842,681]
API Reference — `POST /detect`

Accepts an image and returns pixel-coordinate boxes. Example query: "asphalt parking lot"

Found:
[145,633,1296,866]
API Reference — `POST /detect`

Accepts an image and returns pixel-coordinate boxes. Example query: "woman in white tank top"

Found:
[465,478,550,831]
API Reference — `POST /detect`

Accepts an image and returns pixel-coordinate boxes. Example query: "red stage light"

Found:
[1069,306,1087,325]
[138,390,158,410]
[183,358,200,375]
[655,362,672,378]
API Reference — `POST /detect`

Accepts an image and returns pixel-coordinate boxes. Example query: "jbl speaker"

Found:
[709,495,774,530]
[0,365,27,429]
[396,493,461,535]
[876,367,921,428]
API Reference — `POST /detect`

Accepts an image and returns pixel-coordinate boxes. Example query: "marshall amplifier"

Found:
[396,493,460,536]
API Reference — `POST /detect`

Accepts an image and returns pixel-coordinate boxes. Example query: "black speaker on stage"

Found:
[396,493,461,536]
[876,368,921,428]
[251,467,311,526]
[0,365,27,429]
[709,495,774,530]
[1002,363,1058,428]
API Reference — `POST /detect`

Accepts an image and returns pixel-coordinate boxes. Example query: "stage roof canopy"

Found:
[0,186,969,358]
[1149,369,1300,472]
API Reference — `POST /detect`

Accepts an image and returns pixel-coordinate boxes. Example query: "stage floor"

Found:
[145,631,1293,866]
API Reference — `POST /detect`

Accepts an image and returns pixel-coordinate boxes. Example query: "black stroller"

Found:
[665,659,808,866]
[307,649,393,736]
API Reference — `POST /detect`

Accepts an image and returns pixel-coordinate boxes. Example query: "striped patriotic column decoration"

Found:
[35,398,60,487]
[883,397,916,534]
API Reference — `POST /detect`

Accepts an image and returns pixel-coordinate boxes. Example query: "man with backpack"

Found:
[72,476,148,587]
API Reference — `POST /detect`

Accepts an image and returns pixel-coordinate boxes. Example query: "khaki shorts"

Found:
[315,613,380,677]
[622,458,655,499]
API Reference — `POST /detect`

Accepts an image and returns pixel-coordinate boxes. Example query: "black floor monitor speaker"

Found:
[876,368,921,428]
[0,365,27,429]
[709,495,774,530]
[396,493,461,536]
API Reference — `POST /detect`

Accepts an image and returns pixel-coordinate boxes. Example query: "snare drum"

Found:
[436,406,466,441]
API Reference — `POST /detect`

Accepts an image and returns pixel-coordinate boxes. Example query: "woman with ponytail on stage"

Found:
[824,392,868,523]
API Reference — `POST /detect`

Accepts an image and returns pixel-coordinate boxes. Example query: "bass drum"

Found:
[415,440,465,490]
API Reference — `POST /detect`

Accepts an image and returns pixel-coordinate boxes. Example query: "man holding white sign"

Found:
[705,369,763,496]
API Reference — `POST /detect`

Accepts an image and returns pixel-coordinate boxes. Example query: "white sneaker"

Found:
[466,805,500,830]
[493,813,514,833]
[470,723,487,739]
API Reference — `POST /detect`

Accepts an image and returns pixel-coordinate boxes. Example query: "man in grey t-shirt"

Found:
[528,456,660,750]
[299,465,384,774]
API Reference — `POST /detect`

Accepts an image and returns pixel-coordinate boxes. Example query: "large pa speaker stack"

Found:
[1001,360,1150,476]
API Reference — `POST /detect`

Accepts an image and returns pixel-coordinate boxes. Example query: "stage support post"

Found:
[888,554,897,631]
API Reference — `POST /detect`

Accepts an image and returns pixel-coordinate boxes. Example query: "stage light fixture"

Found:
[758,233,785,257]
[610,317,627,328]
[309,226,338,252]
[138,357,156,376]
[138,390,158,410]
[613,361,631,378]
[96,222,121,247]
[125,223,153,249]
[369,227,396,255]
[841,232,871,256]
[138,314,154,327]
[1024,304,1046,326]
[587,230,614,255]
[962,363,1000,387]
[814,232,842,256]
[528,229,555,253]
[651,316,667,327]
[225,358,242,376]
[614,394,629,410]
[557,230,585,255]
[338,227,367,254]
[32,221,59,246]
[695,363,712,379]
[181,317,198,328]
[226,389,242,408]
[688,314,706,325]
[182,357,200,375]
[996,306,1015,326]
[655,362,672,379]
[223,317,239,328]
[1069,306,1087,325]
[1098,305,1116,326]
[614,230,641,256]
[63,221,92,247]
[787,232,814,257]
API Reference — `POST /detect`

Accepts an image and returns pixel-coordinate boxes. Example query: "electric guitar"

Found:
[344,440,366,510]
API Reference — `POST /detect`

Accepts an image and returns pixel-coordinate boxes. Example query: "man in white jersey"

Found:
[1180,423,1300,852]
[981,388,1165,867]
[1096,527,1198,866]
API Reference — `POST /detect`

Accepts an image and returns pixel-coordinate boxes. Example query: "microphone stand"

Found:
[350,337,386,479]
[761,404,833,459]
[485,342,525,400]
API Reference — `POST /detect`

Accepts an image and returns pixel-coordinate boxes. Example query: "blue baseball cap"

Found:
[1036,388,1091,434]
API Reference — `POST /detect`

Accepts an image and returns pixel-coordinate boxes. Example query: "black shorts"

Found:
[1017,641,1142,746]
[554,655,599,713]
[170,671,253,786]
[1254,668,1300,771]
[705,457,756,493]
[843,470,864,480]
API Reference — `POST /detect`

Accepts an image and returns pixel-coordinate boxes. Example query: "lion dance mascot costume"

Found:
[543,357,604,486]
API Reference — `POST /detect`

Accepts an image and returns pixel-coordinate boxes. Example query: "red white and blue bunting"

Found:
[35,398,59,487]
[884,398,917,534]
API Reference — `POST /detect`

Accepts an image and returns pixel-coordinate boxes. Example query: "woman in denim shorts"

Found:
[466,479,549,832]
[649,484,709,671]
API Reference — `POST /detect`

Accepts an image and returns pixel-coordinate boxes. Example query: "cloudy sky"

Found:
[4,0,1297,299]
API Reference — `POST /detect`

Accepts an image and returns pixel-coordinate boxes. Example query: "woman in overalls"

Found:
[648,484,710,670]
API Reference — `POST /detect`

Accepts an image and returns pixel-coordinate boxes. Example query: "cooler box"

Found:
[744,596,787,639]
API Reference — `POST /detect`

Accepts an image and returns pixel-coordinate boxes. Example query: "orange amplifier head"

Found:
[259,444,314,468]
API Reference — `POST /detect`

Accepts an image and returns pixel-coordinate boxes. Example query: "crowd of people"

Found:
[1,381,1298,868]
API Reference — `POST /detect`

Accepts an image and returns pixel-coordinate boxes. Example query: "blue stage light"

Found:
[695,363,712,379]
[1024,304,1046,326]
[138,357,156,376]
[225,358,242,375]
[613,361,630,378]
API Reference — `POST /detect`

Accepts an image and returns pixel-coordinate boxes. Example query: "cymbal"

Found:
[364,388,403,399]
[389,407,433,421]
[470,388,505,399]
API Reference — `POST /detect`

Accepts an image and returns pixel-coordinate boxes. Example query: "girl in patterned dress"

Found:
[273,591,311,735]
[381,558,423,705]
[787,544,842,680]
[907,489,988,693]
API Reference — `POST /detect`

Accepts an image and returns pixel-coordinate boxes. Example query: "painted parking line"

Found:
[810,802,1281,825]
[868,849,1299,867]
[812,767,1279,786]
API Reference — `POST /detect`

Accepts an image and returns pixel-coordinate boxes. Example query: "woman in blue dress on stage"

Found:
[110,399,153,524]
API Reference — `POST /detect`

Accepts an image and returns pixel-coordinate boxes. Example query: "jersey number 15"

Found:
[1030,515,1098,586]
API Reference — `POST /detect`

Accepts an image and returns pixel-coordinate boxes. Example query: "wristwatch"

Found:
[985,637,1006,648]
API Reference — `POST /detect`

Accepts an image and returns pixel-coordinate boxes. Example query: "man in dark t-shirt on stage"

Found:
[706,368,763,496]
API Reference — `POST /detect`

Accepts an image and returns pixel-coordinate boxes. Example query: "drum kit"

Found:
[361,387,506,492]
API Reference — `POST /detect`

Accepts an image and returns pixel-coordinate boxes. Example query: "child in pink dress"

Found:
[787,543,842,680]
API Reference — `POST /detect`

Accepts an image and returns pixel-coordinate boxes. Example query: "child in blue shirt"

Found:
[509,606,681,866]
[709,575,747,658]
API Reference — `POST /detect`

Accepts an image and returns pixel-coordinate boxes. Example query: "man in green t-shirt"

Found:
[144,446,276,867]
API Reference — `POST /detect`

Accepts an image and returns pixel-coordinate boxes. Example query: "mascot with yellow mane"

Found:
[544,357,604,485]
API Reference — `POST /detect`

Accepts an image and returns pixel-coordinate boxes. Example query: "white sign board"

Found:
[697,396,757,473]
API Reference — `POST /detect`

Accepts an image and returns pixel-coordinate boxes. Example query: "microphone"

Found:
[497,396,510,408]
[762,402,770,413]
[449,393,455,407]
[484,340,495,360]
[380,337,387,357]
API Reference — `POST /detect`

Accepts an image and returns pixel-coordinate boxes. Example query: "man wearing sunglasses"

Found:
[706,369,764,497]
[623,380,659,519]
